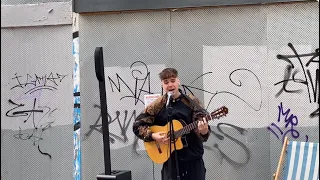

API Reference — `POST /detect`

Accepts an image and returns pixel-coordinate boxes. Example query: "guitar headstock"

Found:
[210,106,228,119]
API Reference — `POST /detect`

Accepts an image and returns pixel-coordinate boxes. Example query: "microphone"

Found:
[166,91,173,107]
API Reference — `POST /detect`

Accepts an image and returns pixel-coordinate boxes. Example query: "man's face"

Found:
[161,77,180,95]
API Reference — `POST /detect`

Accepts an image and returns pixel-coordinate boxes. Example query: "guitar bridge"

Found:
[155,142,162,154]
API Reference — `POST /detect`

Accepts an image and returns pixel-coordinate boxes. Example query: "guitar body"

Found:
[144,120,184,164]
[143,106,228,164]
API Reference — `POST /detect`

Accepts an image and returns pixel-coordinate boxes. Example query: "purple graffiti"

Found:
[267,102,308,143]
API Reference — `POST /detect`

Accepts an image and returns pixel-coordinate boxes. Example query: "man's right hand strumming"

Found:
[152,132,169,144]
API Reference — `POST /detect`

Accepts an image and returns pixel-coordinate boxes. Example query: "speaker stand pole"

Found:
[94,47,132,180]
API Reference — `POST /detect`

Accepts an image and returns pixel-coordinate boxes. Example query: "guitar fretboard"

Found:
[174,114,213,138]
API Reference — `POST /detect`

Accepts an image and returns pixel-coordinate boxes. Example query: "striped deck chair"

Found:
[273,136,319,180]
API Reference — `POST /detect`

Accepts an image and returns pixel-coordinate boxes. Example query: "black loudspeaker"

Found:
[94,47,132,180]
[96,170,132,180]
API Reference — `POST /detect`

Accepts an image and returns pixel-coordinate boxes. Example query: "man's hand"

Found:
[152,132,169,144]
[198,117,209,135]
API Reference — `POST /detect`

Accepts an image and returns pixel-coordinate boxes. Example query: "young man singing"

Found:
[132,68,210,180]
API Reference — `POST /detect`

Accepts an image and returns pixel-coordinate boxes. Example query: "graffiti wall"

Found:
[1,2,73,180]
[78,2,319,180]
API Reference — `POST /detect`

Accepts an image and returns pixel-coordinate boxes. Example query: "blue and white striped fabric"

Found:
[284,141,319,180]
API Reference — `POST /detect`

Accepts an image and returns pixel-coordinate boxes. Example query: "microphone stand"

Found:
[166,96,180,180]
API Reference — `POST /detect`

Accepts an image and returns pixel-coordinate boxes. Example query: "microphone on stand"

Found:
[166,91,173,107]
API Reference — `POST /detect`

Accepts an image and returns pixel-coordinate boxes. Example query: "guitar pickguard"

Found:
[181,136,188,147]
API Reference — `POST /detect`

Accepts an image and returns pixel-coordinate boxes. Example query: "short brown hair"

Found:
[159,68,178,80]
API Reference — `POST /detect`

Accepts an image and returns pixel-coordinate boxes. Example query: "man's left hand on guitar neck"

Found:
[198,117,209,135]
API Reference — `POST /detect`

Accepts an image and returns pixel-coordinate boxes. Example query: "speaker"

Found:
[94,47,132,180]
[96,170,132,180]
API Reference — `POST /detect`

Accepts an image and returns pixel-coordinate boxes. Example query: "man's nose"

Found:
[168,82,174,87]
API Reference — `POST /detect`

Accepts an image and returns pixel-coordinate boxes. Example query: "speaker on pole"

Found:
[94,47,132,180]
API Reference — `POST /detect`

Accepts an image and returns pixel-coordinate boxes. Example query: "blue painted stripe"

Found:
[300,142,309,180]
[308,143,318,180]
[74,96,80,104]
[292,141,301,179]
[73,108,81,125]
[285,141,293,180]
[73,32,81,180]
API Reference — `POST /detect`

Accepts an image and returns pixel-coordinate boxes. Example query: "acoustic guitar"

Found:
[144,106,228,164]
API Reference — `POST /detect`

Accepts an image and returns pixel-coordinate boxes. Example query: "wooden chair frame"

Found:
[273,136,289,180]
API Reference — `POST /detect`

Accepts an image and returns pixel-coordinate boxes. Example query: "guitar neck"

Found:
[175,114,213,138]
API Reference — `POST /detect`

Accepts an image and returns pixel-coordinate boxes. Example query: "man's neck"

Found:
[172,91,181,99]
